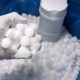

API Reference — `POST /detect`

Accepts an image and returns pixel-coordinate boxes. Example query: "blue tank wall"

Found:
[0,0,40,16]
[64,0,80,38]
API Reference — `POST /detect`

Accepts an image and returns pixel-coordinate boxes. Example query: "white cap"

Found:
[41,0,68,11]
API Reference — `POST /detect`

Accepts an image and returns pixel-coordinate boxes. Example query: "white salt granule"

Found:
[25,27,35,37]
[16,23,27,32]
[14,30,23,40]
[30,42,41,52]
[1,38,12,48]
[5,28,23,41]
[7,42,20,55]
[20,36,30,47]
[70,37,78,43]
[30,50,37,55]
[28,14,32,19]
[31,16,38,24]
[27,14,33,23]
[30,37,38,46]
[15,46,32,58]
[29,23,38,32]
[22,13,27,17]
[5,28,16,39]
[12,41,20,49]
[10,45,18,54]
[62,37,69,44]
[6,46,17,55]
[35,34,42,42]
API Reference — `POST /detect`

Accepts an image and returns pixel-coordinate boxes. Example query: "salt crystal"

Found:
[16,23,27,32]
[22,13,27,18]
[5,28,16,39]
[62,37,69,43]
[28,14,32,19]
[25,27,35,37]
[1,38,12,48]
[6,45,18,55]
[14,30,23,40]
[29,23,38,31]
[30,37,38,46]
[35,34,42,42]
[70,37,78,43]
[15,46,32,58]
[30,42,41,52]
[30,50,37,55]
[20,36,30,46]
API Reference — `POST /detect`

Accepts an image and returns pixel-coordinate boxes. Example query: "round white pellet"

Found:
[10,45,18,53]
[28,14,32,19]
[1,38,12,48]
[65,33,72,38]
[15,46,32,58]
[6,45,18,55]
[35,34,42,42]
[30,50,37,55]
[24,27,35,37]
[16,23,28,32]
[32,16,37,20]
[12,41,20,49]
[14,30,23,40]
[30,37,38,46]
[62,37,69,43]
[7,42,20,55]
[20,36,30,46]
[5,28,16,39]
[70,37,78,43]
[29,23,38,31]
[22,13,27,17]
[30,42,41,52]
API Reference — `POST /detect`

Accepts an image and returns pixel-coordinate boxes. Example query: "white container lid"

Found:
[41,0,68,11]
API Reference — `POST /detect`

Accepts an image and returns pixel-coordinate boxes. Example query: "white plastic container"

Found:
[39,0,68,42]
[39,28,61,42]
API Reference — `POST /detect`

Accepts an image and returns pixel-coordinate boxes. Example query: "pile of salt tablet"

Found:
[1,23,42,58]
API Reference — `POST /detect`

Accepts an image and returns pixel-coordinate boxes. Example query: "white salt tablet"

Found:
[15,46,32,58]
[62,37,69,43]
[30,50,37,55]
[22,13,27,17]
[29,23,38,31]
[35,34,42,42]
[5,28,16,39]
[20,36,30,46]
[30,37,38,46]
[65,33,72,38]
[70,37,78,43]
[16,23,28,32]
[10,45,18,53]
[11,41,20,50]
[1,38,12,48]
[28,14,32,19]
[14,30,23,40]
[7,41,20,55]
[30,42,41,52]
[6,45,18,55]
[32,16,37,20]
[24,27,35,37]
